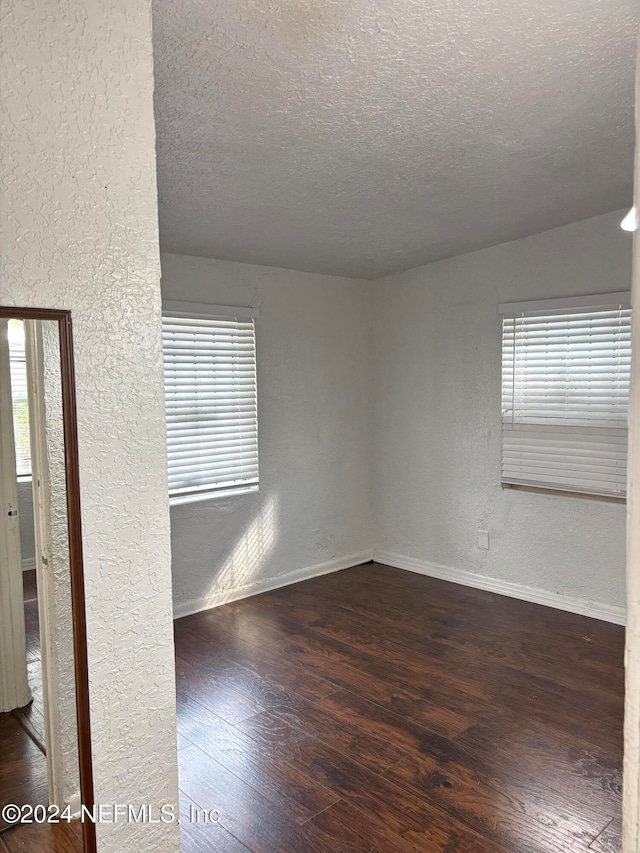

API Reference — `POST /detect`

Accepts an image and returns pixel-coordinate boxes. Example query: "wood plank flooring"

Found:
[0,573,83,853]
[0,819,83,853]
[0,715,48,835]
[12,571,46,750]
[0,571,47,840]
[175,562,624,853]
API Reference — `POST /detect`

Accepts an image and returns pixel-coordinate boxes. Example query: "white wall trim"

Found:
[172,550,373,620]
[163,300,258,320]
[498,290,631,315]
[22,557,36,572]
[375,550,626,626]
[67,790,81,819]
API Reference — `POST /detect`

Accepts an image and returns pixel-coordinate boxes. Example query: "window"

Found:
[162,301,258,503]
[500,293,631,499]
[8,319,31,478]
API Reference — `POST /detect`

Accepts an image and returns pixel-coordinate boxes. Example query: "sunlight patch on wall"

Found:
[201,495,280,607]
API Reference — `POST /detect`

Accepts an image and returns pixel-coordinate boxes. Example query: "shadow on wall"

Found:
[198,494,280,609]
[17,479,35,567]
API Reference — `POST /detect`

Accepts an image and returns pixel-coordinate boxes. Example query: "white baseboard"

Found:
[66,791,81,819]
[375,550,626,626]
[173,550,373,620]
[21,558,36,572]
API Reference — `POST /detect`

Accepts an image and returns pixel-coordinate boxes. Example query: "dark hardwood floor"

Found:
[0,819,83,853]
[13,571,45,750]
[0,715,48,836]
[0,573,83,853]
[175,561,624,853]
[0,571,47,838]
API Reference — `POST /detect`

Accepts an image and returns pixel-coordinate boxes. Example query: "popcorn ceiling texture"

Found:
[0,5,634,851]
[153,0,637,279]
[0,2,180,851]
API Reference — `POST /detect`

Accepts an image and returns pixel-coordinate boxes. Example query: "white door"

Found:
[0,318,30,712]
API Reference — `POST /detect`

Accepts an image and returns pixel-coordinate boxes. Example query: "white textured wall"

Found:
[160,253,373,615]
[1,3,179,852]
[373,211,630,612]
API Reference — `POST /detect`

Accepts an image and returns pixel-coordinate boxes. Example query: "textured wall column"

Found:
[0,2,179,851]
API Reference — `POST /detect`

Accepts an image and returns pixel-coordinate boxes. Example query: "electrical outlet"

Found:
[478,529,490,550]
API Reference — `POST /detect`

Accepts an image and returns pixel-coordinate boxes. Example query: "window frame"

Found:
[498,291,631,501]
[8,318,32,479]
[162,301,259,506]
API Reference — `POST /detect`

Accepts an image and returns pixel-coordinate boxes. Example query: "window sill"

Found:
[17,474,32,484]
[502,482,626,504]
[169,484,259,507]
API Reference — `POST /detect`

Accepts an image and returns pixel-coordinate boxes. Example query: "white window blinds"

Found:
[8,319,31,477]
[500,293,631,499]
[162,302,259,501]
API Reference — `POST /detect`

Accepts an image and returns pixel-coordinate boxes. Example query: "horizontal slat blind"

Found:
[162,308,258,499]
[8,319,31,477]
[501,296,631,498]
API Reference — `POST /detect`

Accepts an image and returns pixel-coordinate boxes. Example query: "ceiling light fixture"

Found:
[621,207,637,232]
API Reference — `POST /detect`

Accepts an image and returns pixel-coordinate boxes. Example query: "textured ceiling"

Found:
[152,0,637,279]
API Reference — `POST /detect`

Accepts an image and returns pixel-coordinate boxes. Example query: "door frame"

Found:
[24,318,65,806]
[0,306,96,853]
[0,318,30,713]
